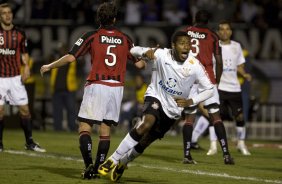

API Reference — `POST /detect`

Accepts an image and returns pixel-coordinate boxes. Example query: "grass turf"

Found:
[0,129,281,184]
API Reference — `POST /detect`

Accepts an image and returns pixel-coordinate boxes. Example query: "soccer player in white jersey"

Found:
[206,20,252,155]
[97,31,214,182]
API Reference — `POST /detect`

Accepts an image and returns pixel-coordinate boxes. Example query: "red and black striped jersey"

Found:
[0,26,27,77]
[184,25,221,84]
[69,25,137,86]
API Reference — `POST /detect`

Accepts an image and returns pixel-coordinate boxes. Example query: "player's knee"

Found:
[18,105,30,117]
[136,115,155,134]
[205,103,220,114]
[235,113,244,122]
[236,113,245,127]
[0,106,4,120]
[136,121,152,135]
[209,112,222,124]
[182,106,197,117]
[78,122,92,133]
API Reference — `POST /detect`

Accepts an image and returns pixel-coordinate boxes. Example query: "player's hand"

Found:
[174,97,194,107]
[143,44,160,60]
[243,73,252,82]
[40,65,51,77]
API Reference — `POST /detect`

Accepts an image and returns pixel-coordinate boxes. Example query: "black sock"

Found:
[79,133,93,168]
[134,143,145,154]
[20,117,33,144]
[129,128,143,142]
[93,136,110,173]
[214,122,230,156]
[182,123,193,159]
[0,119,4,145]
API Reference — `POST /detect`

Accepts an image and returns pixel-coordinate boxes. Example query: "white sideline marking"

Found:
[5,150,83,162]
[139,165,282,184]
[4,150,282,184]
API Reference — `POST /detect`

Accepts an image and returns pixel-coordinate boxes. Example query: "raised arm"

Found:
[130,45,159,61]
[40,54,76,76]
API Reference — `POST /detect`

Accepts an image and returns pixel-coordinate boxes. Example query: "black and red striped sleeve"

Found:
[69,30,96,58]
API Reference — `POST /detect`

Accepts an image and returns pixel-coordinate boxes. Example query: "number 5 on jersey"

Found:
[105,45,117,66]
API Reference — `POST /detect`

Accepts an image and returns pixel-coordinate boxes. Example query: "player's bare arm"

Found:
[21,53,30,82]
[134,59,147,69]
[174,98,194,108]
[198,102,209,118]
[143,45,159,60]
[214,54,223,84]
[237,63,252,82]
[40,54,76,76]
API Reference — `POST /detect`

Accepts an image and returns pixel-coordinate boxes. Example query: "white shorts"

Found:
[0,76,28,106]
[189,84,220,113]
[78,83,123,125]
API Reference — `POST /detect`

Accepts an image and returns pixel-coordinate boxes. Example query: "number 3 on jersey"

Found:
[105,45,117,66]
[190,38,199,57]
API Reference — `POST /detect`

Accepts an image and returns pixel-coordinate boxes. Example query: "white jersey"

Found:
[218,40,245,92]
[143,48,214,119]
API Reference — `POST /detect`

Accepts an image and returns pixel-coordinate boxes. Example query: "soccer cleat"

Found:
[190,142,201,150]
[182,157,197,164]
[25,142,46,153]
[224,155,235,165]
[110,162,127,182]
[81,164,99,179]
[237,142,251,155]
[98,158,116,176]
[206,148,217,155]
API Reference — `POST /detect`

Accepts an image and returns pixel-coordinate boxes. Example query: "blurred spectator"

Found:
[261,0,280,27]
[4,0,279,28]
[124,0,142,25]
[279,0,282,26]
[142,0,161,23]
[49,42,78,132]
[120,73,148,131]
[241,0,258,23]
[252,7,268,30]
[48,0,71,19]
[163,3,187,25]
[76,0,95,24]
[133,74,147,118]
[30,0,49,19]
[210,0,236,22]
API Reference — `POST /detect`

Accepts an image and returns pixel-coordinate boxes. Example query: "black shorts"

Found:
[143,96,176,139]
[218,90,243,119]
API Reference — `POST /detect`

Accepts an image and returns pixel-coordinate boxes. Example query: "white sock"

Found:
[236,126,246,140]
[120,147,141,165]
[192,116,209,143]
[209,126,217,141]
[210,140,217,150]
[110,133,139,164]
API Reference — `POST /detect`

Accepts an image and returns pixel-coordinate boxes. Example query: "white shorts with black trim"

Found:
[0,75,28,106]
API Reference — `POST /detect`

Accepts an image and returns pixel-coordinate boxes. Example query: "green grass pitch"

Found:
[0,129,281,184]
